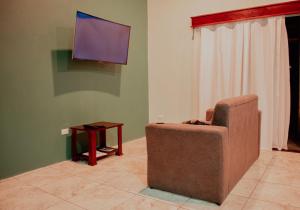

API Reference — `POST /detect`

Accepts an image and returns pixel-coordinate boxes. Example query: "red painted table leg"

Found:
[117,126,123,156]
[88,130,97,166]
[71,129,79,161]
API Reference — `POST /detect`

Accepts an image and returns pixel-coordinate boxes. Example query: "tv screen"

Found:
[73,11,131,64]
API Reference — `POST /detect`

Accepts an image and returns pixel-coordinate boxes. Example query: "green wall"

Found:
[0,0,148,179]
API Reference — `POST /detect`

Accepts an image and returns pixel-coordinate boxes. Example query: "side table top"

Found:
[70,121,123,130]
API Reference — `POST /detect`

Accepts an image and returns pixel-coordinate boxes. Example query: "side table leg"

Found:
[117,126,123,156]
[71,129,79,161]
[88,130,97,166]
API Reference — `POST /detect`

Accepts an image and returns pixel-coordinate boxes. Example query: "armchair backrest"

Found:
[212,95,259,191]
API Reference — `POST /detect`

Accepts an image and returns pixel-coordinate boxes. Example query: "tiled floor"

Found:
[1,137,300,210]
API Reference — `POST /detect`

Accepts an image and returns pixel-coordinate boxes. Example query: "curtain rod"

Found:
[191,0,300,28]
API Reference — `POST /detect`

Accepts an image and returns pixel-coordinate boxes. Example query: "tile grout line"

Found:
[7,143,300,210]
[50,175,143,208]
[36,184,89,210]
[0,160,76,182]
[107,192,137,209]
[244,196,300,209]
[242,152,300,209]
[240,154,274,210]
[0,138,146,182]
[261,151,300,208]
[108,191,182,210]
[18,171,97,210]
[0,139,148,209]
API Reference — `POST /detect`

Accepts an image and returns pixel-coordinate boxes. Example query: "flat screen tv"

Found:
[73,11,131,64]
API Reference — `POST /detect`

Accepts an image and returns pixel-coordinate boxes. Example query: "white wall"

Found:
[148,0,294,123]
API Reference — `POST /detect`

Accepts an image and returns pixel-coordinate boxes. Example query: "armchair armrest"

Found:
[206,108,214,121]
[145,123,229,204]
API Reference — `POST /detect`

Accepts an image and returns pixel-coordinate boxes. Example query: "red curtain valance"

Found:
[191,0,300,28]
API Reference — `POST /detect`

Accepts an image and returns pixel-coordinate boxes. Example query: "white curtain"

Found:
[192,16,290,150]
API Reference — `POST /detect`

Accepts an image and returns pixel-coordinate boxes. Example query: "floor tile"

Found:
[45,200,85,210]
[0,178,28,199]
[230,178,258,197]
[15,165,72,187]
[0,185,61,210]
[291,175,300,188]
[179,194,247,210]
[273,151,300,161]
[111,195,179,210]
[117,157,147,174]
[243,162,267,180]
[251,182,300,207]
[50,160,91,175]
[261,166,294,185]
[3,138,300,210]
[96,157,147,176]
[269,156,300,171]
[257,150,274,165]
[68,184,134,210]
[92,155,125,170]
[75,166,123,184]
[220,194,248,210]
[243,198,300,210]
[104,172,147,193]
[74,152,147,184]
[38,175,99,200]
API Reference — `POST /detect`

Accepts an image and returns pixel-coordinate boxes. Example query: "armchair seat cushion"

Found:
[182,119,211,125]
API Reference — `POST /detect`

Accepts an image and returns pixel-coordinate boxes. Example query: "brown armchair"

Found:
[146,95,260,204]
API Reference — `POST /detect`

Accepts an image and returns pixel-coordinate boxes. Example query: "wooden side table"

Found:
[70,121,123,166]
